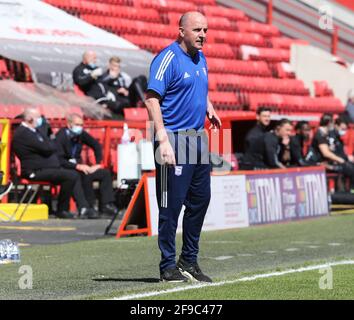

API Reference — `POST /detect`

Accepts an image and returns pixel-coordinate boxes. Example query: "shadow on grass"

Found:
[92,277,160,283]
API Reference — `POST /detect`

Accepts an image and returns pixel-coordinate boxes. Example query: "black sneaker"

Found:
[99,203,118,217]
[177,256,212,283]
[80,207,99,219]
[160,267,189,283]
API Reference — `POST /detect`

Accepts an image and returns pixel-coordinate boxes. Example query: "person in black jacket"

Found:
[239,107,271,170]
[55,113,118,217]
[12,107,78,219]
[289,120,312,167]
[72,50,104,100]
[97,56,147,115]
[264,119,293,168]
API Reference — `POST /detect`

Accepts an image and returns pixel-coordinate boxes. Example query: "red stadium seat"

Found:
[314,81,334,97]
[202,5,248,21]
[241,45,290,62]
[202,43,236,59]
[236,21,280,36]
[208,91,241,110]
[123,108,149,121]
[206,58,272,77]
[208,30,266,47]
[134,0,197,12]
[269,37,309,49]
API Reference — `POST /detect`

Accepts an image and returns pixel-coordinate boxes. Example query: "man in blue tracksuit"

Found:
[145,12,221,282]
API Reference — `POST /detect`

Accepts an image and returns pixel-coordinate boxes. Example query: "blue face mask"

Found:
[35,117,43,128]
[71,126,83,135]
[88,63,96,69]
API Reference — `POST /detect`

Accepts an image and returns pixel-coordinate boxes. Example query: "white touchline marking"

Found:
[204,241,242,244]
[211,256,234,261]
[285,248,299,252]
[263,250,277,254]
[328,243,342,246]
[307,245,320,249]
[237,253,254,257]
[109,259,354,300]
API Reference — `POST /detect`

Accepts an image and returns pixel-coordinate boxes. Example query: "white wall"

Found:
[291,44,354,104]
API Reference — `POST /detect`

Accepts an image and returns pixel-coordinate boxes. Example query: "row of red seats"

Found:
[133,0,198,12]
[269,37,309,49]
[249,47,290,62]
[248,94,344,113]
[121,34,173,53]
[209,74,309,95]
[208,91,242,110]
[201,5,248,21]
[314,80,334,97]
[236,21,280,37]
[208,30,267,47]
[81,15,176,38]
[207,58,272,77]
[167,12,236,31]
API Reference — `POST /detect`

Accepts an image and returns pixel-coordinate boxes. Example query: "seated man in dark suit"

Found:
[12,107,78,219]
[55,113,118,218]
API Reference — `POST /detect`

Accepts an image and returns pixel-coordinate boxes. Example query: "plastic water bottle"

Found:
[121,123,130,145]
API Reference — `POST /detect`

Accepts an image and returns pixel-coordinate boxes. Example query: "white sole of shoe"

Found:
[178,269,200,282]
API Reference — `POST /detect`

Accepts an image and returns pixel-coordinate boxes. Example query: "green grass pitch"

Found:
[1,214,354,300]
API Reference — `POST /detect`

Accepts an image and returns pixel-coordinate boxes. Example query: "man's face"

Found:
[179,14,208,51]
[278,123,293,139]
[299,124,311,140]
[109,61,120,76]
[69,116,84,130]
[336,122,348,136]
[257,111,271,127]
[29,109,42,128]
[84,52,97,65]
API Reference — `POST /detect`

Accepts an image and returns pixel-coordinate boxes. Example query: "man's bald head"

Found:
[23,107,41,129]
[82,50,97,65]
[23,107,40,121]
[178,12,208,56]
[179,11,207,28]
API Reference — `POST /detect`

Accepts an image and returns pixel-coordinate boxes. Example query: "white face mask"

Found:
[338,130,347,137]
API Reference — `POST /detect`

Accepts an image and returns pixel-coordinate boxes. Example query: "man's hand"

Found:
[117,87,129,97]
[76,164,91,175]
[91,68,103,79]
[159,140,176,166]
[206,97,221,131]
[88,164,102,174]
[207,107,221,131]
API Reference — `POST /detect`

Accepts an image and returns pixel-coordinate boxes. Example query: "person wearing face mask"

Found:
[307,113,354,192]
[12,107,78,219]
[329,117,350,161]
[96,56,147,115]
[55,113,118,218]
[72,50,104,99]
